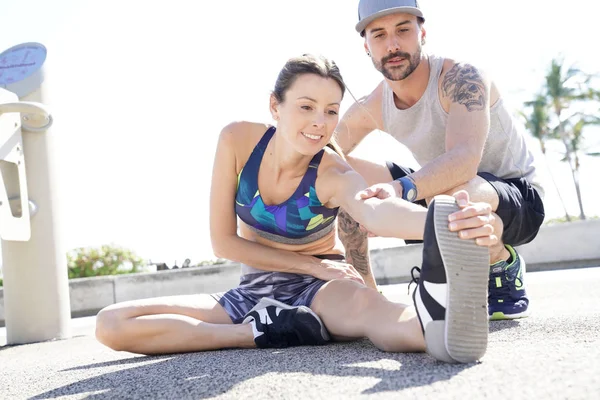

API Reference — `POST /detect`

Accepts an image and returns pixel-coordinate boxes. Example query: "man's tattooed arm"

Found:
[337,208,378,289]
[441,63,488,112]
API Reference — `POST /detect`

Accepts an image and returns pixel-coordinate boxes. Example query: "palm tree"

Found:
[544,58,599,220]
[520,94,571,221]
[561,114,600,210]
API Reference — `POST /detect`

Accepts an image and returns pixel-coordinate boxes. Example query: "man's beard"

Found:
[373,46,422,81]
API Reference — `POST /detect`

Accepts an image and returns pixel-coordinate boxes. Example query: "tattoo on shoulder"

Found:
[337,208,371,276]
[441,63,487,112]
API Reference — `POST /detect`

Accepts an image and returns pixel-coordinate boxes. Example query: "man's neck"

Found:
[386,54,430,110]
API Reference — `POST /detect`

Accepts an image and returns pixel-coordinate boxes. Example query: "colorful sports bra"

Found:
[235,126,339,245]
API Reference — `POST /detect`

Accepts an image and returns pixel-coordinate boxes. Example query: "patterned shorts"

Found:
[211,255,343,324]
[211,272,327,324]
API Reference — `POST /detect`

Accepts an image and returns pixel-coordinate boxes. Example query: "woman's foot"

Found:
[243,297,330,348]
[411,195,490,363]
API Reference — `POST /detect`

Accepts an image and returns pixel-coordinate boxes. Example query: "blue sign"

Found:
[0,43,47,97]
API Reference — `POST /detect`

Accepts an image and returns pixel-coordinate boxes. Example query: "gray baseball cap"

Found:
[356,0,425,35]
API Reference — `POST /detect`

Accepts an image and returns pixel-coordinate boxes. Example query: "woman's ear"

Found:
[269,94,280,121]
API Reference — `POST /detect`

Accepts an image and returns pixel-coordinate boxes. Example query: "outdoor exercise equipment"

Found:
[0,42,71,344]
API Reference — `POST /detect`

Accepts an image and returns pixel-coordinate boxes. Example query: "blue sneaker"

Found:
[488,245,529,320]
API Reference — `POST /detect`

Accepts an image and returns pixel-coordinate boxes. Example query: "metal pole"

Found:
[1,45,71,344]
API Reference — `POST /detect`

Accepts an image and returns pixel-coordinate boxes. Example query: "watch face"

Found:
[406,188,417,201]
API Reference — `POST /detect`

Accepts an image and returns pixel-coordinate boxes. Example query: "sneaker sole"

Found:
[245,297,330,342]
[489,310,530,320]
[433,195,490,363]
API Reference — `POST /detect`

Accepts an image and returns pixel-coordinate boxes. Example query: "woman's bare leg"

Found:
[95,294,255,355]
[310,280,425,352]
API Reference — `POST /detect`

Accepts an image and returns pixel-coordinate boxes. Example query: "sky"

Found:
[1,0,599,265]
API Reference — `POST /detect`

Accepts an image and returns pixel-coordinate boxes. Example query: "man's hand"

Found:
[449,190,498,247]
[355,182,397,238]
[357,181,400,200]
[312,259,366,285]
[355,181,405,238]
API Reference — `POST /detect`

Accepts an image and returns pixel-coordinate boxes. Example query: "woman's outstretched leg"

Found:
[95,294,255,355]
[310,280,426,352]
[312,195,491,363]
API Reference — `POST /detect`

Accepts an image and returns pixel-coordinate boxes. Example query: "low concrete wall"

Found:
[516,219,600,270]
[0,263,242,325]
[1,220,599,325]
[372,219,600,284]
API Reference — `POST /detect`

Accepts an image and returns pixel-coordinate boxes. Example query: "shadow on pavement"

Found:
[60,355,174,371]
[32,340,476,398]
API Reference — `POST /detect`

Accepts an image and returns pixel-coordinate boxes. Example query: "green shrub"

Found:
[67,244,144,279]
[193,258,227,267]
[0,248,229,285]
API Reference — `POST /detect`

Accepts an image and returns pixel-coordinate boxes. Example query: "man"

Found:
[336,0,545,320]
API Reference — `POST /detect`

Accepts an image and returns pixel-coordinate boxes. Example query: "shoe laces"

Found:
[407,266,421,295]
[488,273,511,300]
[488,269,523,300]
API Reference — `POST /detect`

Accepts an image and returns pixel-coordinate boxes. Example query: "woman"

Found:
[96,54,497,363]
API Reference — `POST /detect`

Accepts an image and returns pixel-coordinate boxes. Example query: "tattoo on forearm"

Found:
[441,63,487,112]
[337,208,371,276]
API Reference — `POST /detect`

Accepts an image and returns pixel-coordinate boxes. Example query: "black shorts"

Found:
[386,162,545,246]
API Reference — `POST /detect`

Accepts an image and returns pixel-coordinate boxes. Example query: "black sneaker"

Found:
[411,195,490,363]
[242,297,330,348]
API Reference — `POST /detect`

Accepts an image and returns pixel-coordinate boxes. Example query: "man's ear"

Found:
[364,41,371,57]
[420,27,427,45]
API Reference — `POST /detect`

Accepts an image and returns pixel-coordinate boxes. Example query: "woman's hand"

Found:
[311,259,366,285]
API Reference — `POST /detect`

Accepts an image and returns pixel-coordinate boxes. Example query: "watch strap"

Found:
[396,176,418,202]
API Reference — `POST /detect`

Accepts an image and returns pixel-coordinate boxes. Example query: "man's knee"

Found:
[438,175,500,210]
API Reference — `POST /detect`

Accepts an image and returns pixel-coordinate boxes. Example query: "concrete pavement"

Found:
[1,267,599,399]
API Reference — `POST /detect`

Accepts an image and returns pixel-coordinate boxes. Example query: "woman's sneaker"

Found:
[412,195,490,363]
[242,297,330,348]
[488,245,529,320]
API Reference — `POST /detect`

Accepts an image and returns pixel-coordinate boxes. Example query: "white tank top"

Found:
[381,54,544,197]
